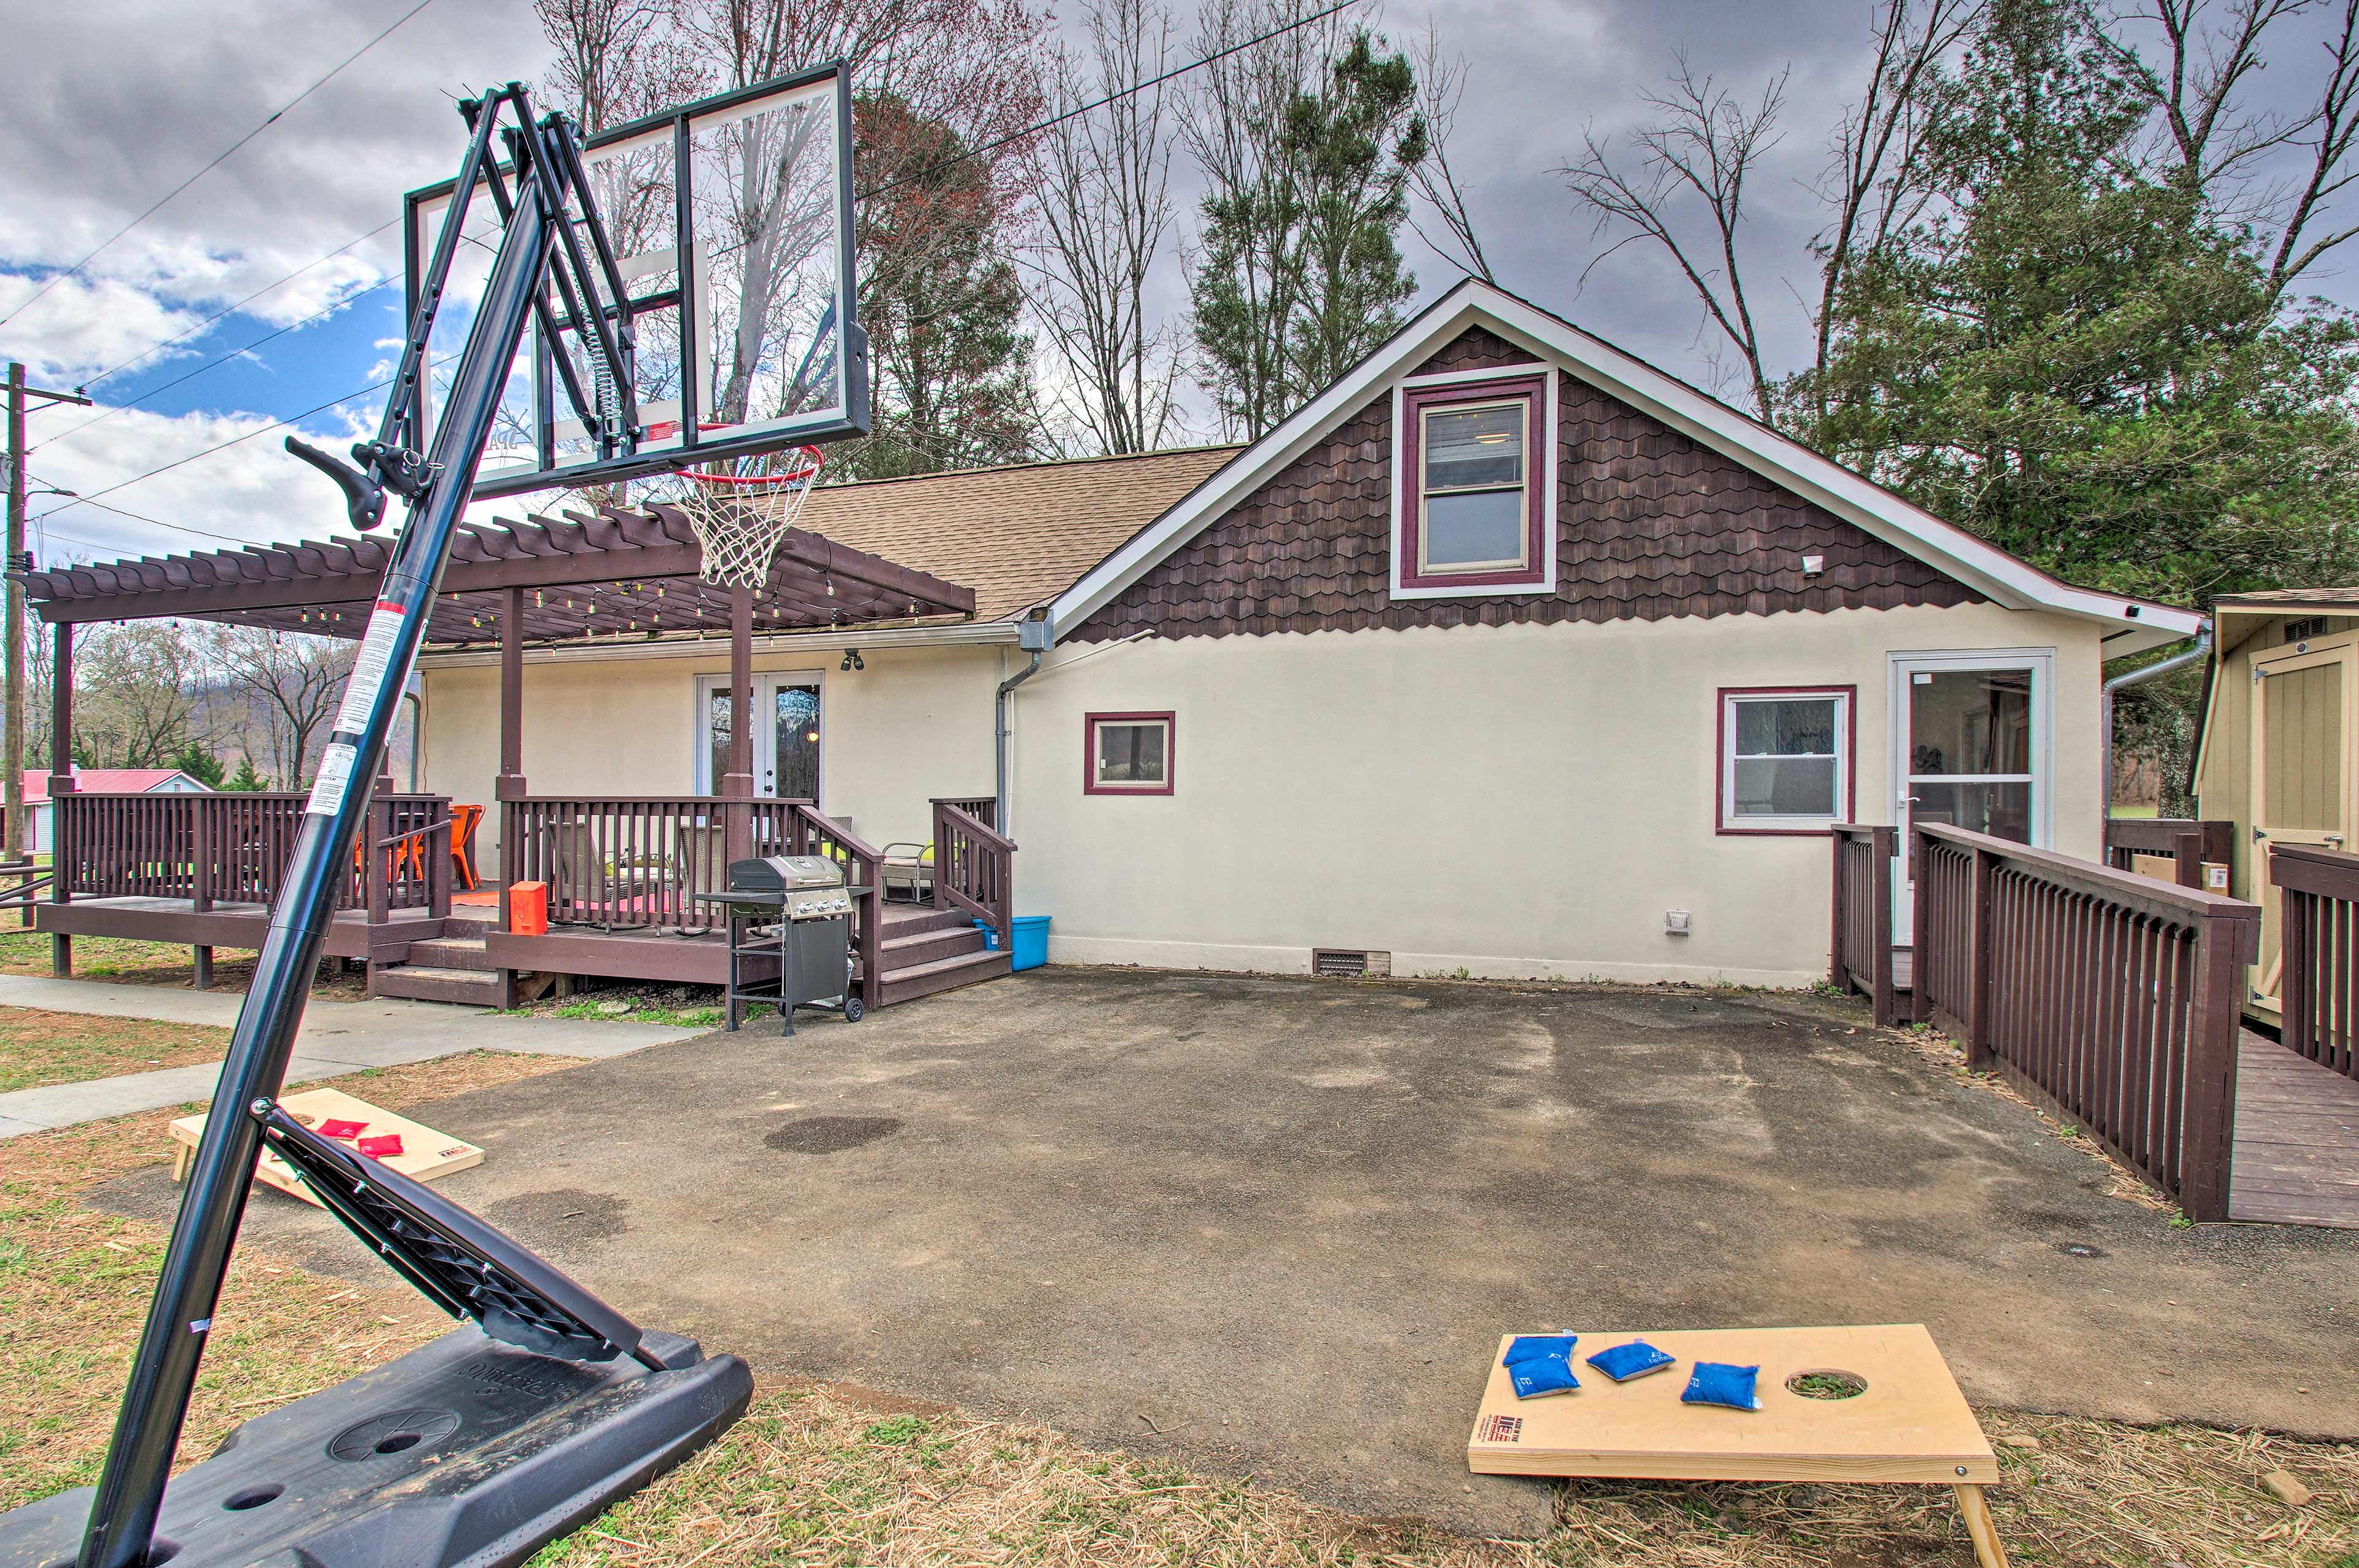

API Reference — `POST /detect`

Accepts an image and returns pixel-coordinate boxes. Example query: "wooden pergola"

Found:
[14,501,976,802]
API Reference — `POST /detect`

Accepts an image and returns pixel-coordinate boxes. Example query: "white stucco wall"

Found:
[1004,602,2107,986]
[419,642,1000,865]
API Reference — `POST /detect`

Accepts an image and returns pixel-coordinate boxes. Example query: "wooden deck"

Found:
[2231,1032,2359,1228]
[38,895,442,962]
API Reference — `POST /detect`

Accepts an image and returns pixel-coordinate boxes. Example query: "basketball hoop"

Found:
[665,444,825,588]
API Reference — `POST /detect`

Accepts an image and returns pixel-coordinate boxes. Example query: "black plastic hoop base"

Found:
[0,1327,751,1568]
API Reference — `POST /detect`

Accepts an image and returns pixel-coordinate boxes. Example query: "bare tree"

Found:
[1026,0,1187,454]
[1562,61,1789,418]
[74,623,207,768]
[1406,24,1495,284]
[1562,1,1980,421]
[2090,0,2359,298]
[208,627,351,791]
[1811,0,1983,402]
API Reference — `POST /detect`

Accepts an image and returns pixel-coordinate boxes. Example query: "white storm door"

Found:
[697,674,824,800]
[1890,650,2053,944]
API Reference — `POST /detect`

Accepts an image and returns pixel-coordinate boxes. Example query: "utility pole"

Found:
[4,363,92,862]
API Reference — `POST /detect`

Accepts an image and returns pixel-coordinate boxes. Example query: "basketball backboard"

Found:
[403,61,866,501]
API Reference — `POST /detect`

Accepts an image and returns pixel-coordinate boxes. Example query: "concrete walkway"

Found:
[0,974,706,1138]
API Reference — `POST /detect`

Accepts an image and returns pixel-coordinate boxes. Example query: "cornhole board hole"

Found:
[168,1087,482,1210]
[1468,1324,2007,1568]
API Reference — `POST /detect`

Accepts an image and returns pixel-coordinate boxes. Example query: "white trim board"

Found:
[1049,279,2203,655]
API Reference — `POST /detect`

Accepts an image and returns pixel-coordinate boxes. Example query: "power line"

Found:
[858,0,1363,201]
[44,275,401,448]
[28,483,254,547]
[71,218,404,394]
[40,362,437,518]
[0,0,439,332]
[39,0,1362,539]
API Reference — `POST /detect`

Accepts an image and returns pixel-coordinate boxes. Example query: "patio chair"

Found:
[542,819,653,932]
[448,802,484,891]
[667,822,730,937]
[880,840,934,904]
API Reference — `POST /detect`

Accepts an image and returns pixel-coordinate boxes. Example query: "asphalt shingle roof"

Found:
[763,445,1244,623]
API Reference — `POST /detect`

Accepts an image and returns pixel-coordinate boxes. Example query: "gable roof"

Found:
[23,768,200,803]
[1050,280,2204,656]
[759,445,1243,623]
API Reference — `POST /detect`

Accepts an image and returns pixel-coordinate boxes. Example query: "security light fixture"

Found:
[840,649,864,671]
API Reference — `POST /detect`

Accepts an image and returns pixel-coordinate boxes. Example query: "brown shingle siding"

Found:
[1072,330,1978,642]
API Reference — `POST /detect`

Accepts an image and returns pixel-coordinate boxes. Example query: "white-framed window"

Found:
[1418,399,1530,574]
[1719,686,1853,833]
[1389,364,1555,600]
[1085,711,1173,795]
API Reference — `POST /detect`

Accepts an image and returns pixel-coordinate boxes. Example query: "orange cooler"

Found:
[509,880,549,935]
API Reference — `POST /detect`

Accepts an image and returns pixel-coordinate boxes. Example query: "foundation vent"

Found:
[1312,948,1390,978]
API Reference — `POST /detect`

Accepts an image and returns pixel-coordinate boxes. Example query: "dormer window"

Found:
[1392,369,1552,597]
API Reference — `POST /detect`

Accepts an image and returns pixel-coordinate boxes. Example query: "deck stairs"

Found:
[367,902,1012,1009]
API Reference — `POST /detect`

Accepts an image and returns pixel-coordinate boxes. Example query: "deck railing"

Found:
[931,795,996,830]
[1828,824,1899,1025]
[2272,842,2359,1083]
[2103,817,2234,889]
[54,790,449,918]
[501,795,808,932]
[500,794,886,1012]
[1910,822,2259,1220]
[932,798,1014,952]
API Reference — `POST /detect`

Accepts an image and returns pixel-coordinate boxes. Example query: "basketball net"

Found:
[660,444,826,589]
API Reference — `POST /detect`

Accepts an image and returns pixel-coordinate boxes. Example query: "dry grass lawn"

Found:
[2,1048,2354,1567]
[0,929,367,1000]
[0,1007,231,1094]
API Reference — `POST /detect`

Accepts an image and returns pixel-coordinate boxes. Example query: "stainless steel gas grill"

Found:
[694,855,863,1032]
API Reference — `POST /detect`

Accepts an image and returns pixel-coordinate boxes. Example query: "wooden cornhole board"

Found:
[1468,1324,2007,1567]
[168,1087,482,1210]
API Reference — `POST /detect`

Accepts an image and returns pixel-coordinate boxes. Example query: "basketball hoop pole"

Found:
[72,84,598,1568]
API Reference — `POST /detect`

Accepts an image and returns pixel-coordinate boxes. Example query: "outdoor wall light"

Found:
[840,649,864,671]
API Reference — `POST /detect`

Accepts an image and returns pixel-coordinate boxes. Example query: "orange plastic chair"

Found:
[448,802,484,891]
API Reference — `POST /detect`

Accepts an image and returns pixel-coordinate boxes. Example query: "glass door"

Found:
[700,674,823,800]
[2248,637,2354,1015]
[1892,652,2050,943]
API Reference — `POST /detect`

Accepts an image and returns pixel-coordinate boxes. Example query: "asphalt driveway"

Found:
[109,968,2359,1537]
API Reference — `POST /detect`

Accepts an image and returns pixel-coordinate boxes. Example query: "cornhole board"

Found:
[168,1088,482,1210]
[1468,1324,2007,1568]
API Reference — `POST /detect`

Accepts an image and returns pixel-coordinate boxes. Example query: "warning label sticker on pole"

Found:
[306,743,359,817]
[333,599,409,736]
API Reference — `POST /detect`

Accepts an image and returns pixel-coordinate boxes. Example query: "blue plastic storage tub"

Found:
[977,915,1050,970]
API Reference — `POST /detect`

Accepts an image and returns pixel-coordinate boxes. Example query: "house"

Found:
[17,768,208,856]
[417,278,2196,986]
[12,280,2201,1000]
[2186,588,2359,1021]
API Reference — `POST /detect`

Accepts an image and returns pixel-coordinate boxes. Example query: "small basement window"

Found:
[1396,373,1550,596]
[1086,712,1174,795]
[1719,687,1852,833]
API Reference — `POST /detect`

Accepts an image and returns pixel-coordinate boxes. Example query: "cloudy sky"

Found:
[5,0,2355,567]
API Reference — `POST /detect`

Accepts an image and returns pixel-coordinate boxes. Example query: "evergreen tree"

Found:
[1189,26,1424,438]
[843,95,1038,479]
[224,756,268,792]
[1786,0,2359,607]
[169,739,225,787]
[1283,34,1425,392]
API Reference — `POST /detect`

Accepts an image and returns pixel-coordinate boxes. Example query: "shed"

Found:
[2189,588,2359,1020]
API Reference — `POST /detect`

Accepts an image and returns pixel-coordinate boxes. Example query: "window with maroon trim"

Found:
[1085,712,1173,795]
[1396,375,1549,594]
[1718,687,1853,834]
